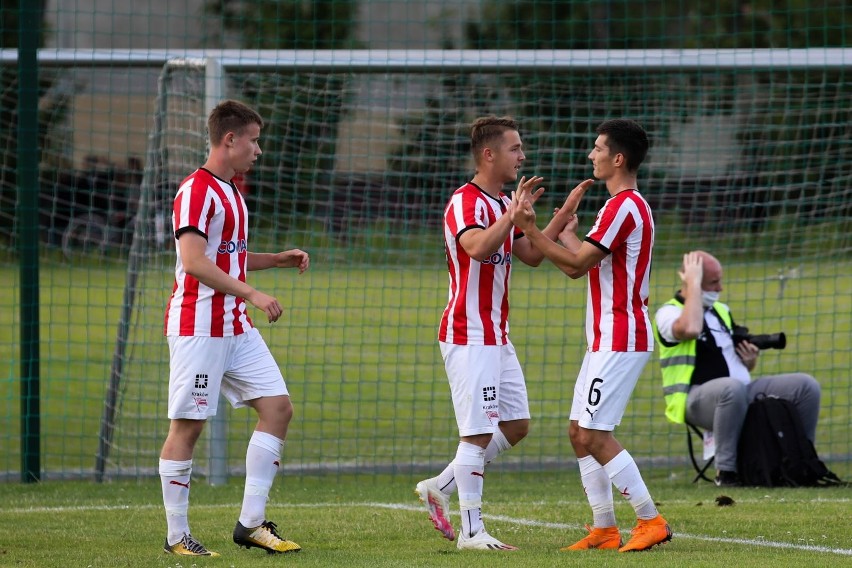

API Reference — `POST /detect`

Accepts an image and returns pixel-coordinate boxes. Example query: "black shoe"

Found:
[714,470,740,487]
[233,520,301,554]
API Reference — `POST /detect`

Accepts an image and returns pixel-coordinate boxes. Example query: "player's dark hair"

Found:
[595,119,649,172]
[470,116,519,161]
[207,100,264,146]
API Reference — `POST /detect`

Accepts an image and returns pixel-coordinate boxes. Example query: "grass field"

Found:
[1,470,850,567]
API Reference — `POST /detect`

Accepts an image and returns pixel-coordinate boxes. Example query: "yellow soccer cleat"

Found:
[163,533,220,557]
[233,520,301,554]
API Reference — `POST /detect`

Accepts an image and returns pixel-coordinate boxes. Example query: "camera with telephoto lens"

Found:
[731,325,786,350]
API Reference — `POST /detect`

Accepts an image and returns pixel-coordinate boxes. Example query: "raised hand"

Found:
[679,251,703,289]
[513,175,545,207]
[554,178,594,219]
[510,184,537,230]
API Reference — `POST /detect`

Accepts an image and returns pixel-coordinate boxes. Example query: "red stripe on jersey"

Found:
[178,274,201,335]
[499,259,510,340]
[452,243,471,344]
[588,265,603,351]
[232,187,249,334]
[210,185,233,337]
[609,213,636,350]
[178,188,208,336]
[439,204,458,341]
[478,259,496,345]
[163,189,183,335]
[631,200,654,349]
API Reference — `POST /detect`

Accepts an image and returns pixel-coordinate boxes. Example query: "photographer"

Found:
[653,251,821,486]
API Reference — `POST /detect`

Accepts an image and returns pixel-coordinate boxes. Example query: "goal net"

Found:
[96,50,851,481]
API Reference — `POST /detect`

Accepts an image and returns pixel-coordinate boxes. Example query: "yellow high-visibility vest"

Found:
[653,298,732,423]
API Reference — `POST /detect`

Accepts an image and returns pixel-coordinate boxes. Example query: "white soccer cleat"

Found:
[456,530,518,551]
[414,477,455,541]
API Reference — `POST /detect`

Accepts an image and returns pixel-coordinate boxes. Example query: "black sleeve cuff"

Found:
[584,236,610,255]
[175,226,208,241]
[456,225,486,239]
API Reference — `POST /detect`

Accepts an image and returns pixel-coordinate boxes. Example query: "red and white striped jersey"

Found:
[439,182,521,345]
[583,189,655,352]
[164,168,253,337]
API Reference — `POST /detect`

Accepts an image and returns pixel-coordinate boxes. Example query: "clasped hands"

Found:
[509,176,595,233]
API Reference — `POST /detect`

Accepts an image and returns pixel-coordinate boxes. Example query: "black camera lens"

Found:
[748,333,786,350]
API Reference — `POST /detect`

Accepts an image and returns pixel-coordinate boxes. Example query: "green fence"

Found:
[0,2,849,482]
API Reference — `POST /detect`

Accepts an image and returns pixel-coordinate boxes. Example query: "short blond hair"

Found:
[470,116,519,162]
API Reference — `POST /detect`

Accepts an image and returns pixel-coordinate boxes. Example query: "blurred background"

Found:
[0,1,849,484]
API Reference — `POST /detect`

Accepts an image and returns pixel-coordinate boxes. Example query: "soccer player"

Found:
[416,115,586,551]
[511,119,672,552]
[159,100,309,557]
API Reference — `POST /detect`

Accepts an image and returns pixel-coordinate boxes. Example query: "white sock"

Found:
[435,430,512,495]
[578,455,617,528]
[604,449,658,520]
[454,442,486,538]
[159,458,192,545]
[239,431,284,529]
[484,429,512,464]
[435,462,456,494]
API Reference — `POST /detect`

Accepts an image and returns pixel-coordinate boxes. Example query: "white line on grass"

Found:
[373,503,852,556]
[6,501,851,556]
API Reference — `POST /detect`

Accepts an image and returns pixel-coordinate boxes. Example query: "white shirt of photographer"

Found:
[655,303,751,386]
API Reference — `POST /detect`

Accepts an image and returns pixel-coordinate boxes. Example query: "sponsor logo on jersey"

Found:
[482,251,511,266]
[194,374,208,389]
[482,386,496,402]
[218,238,248,254]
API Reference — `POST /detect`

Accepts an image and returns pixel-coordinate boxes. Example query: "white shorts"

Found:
[569,350,651,431]
[439,340,531,437]
[167,327,289,420]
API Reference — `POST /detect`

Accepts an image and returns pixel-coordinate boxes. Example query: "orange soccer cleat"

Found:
[618,514,672,552]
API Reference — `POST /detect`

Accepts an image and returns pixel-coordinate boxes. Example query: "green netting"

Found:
[0,2,849,482]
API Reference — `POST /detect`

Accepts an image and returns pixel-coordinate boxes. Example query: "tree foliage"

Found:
[205,0,357,49]
[466,0,849,50]
[203,1,358,229]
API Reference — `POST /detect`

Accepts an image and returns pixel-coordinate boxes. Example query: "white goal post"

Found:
[3,47,850,69]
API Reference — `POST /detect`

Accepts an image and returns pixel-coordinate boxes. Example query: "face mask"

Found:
[701,290,720,308]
